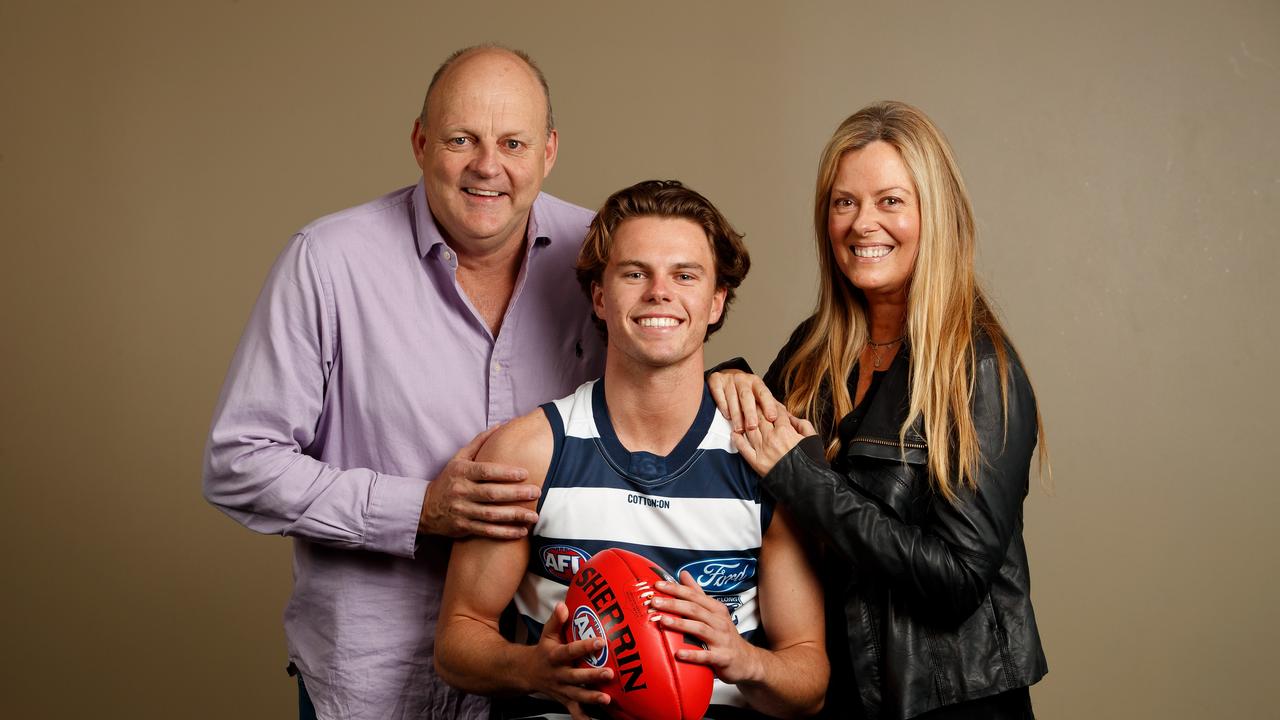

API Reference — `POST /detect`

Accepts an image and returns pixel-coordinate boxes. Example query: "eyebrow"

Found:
[616,260,708,272]
[832,185,915,197]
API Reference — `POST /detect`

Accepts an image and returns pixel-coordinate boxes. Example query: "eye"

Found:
[882,196,902,207]
[448,137,470,146]
[832,197,854,209]
[505,139,524,150]
[676,273,697,282]
[624,271,646,280]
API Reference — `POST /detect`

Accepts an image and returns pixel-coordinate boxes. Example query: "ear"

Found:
[542,129,559,177]
[708,286,727,326]
[410,119,428,171]
[591,280,605,320]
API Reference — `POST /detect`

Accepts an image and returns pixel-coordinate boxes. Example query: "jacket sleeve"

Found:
[762,349,1038,625]
[201,234,426,559]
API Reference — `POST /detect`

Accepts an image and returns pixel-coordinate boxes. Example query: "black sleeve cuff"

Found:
[797,435,829,466]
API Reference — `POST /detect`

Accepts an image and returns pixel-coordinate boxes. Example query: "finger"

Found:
[723,383,744,433]
[730,431,756,459]
[737,381,760,432]
[674,647,727,669]
[754,379,780,422]
[465,460,529,483]
[708,373,730,420]
[560,686,612,706]
[469,480,542,504]
[745,425,764,454]
[542,602,569,639]
[458,424,503,458]
[553,636,610,665]
[557,665,614,685]
[797,417,817,436]
[456,500,538,527]
[657,612,714,640]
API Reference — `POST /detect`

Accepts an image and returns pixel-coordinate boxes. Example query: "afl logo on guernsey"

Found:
[542,545,592,581]
[678,558,758,593]
[571,606,609,667]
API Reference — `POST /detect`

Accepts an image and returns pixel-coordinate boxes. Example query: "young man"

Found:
[436,181,828,719]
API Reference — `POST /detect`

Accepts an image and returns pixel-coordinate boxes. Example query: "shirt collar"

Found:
[412,178,552,259]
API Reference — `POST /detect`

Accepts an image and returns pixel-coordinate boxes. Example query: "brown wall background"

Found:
[3,1,1277,717]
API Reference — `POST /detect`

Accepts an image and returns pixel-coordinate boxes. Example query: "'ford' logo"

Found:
[570,606,609,667]
[677,557,758,593]
[542,545,592,581]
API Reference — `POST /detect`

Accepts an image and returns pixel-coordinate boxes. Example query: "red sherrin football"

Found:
[561,548,714,720]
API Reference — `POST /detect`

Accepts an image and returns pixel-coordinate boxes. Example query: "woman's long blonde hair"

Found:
[778,101,1047,502]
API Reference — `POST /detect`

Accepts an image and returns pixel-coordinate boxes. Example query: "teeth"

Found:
[464,188,501,197]
[638,317,679,328]
[853,245,892,258]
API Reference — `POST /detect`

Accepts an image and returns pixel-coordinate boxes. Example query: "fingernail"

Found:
[527,488,539,499]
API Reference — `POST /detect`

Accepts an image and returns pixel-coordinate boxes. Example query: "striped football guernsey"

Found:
[494,378,775,720]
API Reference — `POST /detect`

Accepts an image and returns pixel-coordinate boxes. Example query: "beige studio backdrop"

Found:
[3,1,1277,717]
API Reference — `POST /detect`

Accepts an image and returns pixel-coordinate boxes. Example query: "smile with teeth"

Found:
[464,188,503,197]
[637,317,680,328]
[853,245,893,258]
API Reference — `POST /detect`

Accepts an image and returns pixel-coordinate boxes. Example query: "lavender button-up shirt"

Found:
[203,181,605,719]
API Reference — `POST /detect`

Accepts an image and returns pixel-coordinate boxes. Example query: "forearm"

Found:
[203,439,425,557]
[765,444,990,620]
[435,614,538,696]
[735,642,827,718]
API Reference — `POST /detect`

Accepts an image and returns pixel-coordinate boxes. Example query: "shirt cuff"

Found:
[363,472,429,558]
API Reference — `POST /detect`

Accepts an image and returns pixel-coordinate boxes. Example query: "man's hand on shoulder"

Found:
[419,415,552,539]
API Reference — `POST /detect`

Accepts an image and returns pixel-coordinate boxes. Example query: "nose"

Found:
[468,142,501,178]
[643,275,672,303]
[853,203,878,237]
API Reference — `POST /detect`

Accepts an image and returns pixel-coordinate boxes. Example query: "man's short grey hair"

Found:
[418,44,555,134]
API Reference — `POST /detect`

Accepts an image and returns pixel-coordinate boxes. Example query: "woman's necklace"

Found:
[866,334,905,369]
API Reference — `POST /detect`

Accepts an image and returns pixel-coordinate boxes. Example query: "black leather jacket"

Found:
[762,324,1047,720]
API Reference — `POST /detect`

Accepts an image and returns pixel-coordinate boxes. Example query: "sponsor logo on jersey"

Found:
[627,493,671,509]
[542,545,592,581]
[571,606,609,668]
[678,557,758,594]
[715,594,743,626]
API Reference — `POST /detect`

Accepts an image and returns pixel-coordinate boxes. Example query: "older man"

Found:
[203,46,604,719]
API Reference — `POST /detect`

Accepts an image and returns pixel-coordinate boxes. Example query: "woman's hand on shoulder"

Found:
[708,370,779,433]
[732,409,817,477]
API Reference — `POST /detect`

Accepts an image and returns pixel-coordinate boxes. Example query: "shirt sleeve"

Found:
[201,233,426,558]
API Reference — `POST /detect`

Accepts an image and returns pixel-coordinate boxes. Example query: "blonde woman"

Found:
[711,102,1047,719]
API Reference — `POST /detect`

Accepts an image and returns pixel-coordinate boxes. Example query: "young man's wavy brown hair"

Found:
[575,180,750,340]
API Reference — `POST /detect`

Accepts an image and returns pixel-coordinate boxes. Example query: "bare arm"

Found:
[654,507,828,717]
[434,410,612,717]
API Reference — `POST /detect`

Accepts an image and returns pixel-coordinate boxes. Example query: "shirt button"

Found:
[493,361,502,373]
[443,249,453,261]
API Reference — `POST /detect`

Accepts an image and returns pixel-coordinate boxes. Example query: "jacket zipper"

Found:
[850,436,927,450]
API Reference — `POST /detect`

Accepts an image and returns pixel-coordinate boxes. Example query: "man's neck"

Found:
[447,221,529,336]
[602,352,706,457]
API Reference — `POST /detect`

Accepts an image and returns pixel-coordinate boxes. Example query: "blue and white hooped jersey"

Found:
[501,378,774,719]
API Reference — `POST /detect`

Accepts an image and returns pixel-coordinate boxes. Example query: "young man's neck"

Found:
[601,351,706,457]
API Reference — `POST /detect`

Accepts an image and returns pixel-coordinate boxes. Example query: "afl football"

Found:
[561,548,714,720]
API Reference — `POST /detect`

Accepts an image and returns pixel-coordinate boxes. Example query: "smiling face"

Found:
[411,49,557,257]
[592,216,727,370]
[828,141,921,302]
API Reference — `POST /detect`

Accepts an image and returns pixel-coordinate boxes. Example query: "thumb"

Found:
[543,602,570,641]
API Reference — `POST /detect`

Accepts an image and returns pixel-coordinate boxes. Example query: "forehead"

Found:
[609,216,713,265]
[834,141,914,190]
[427,51,547,130]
